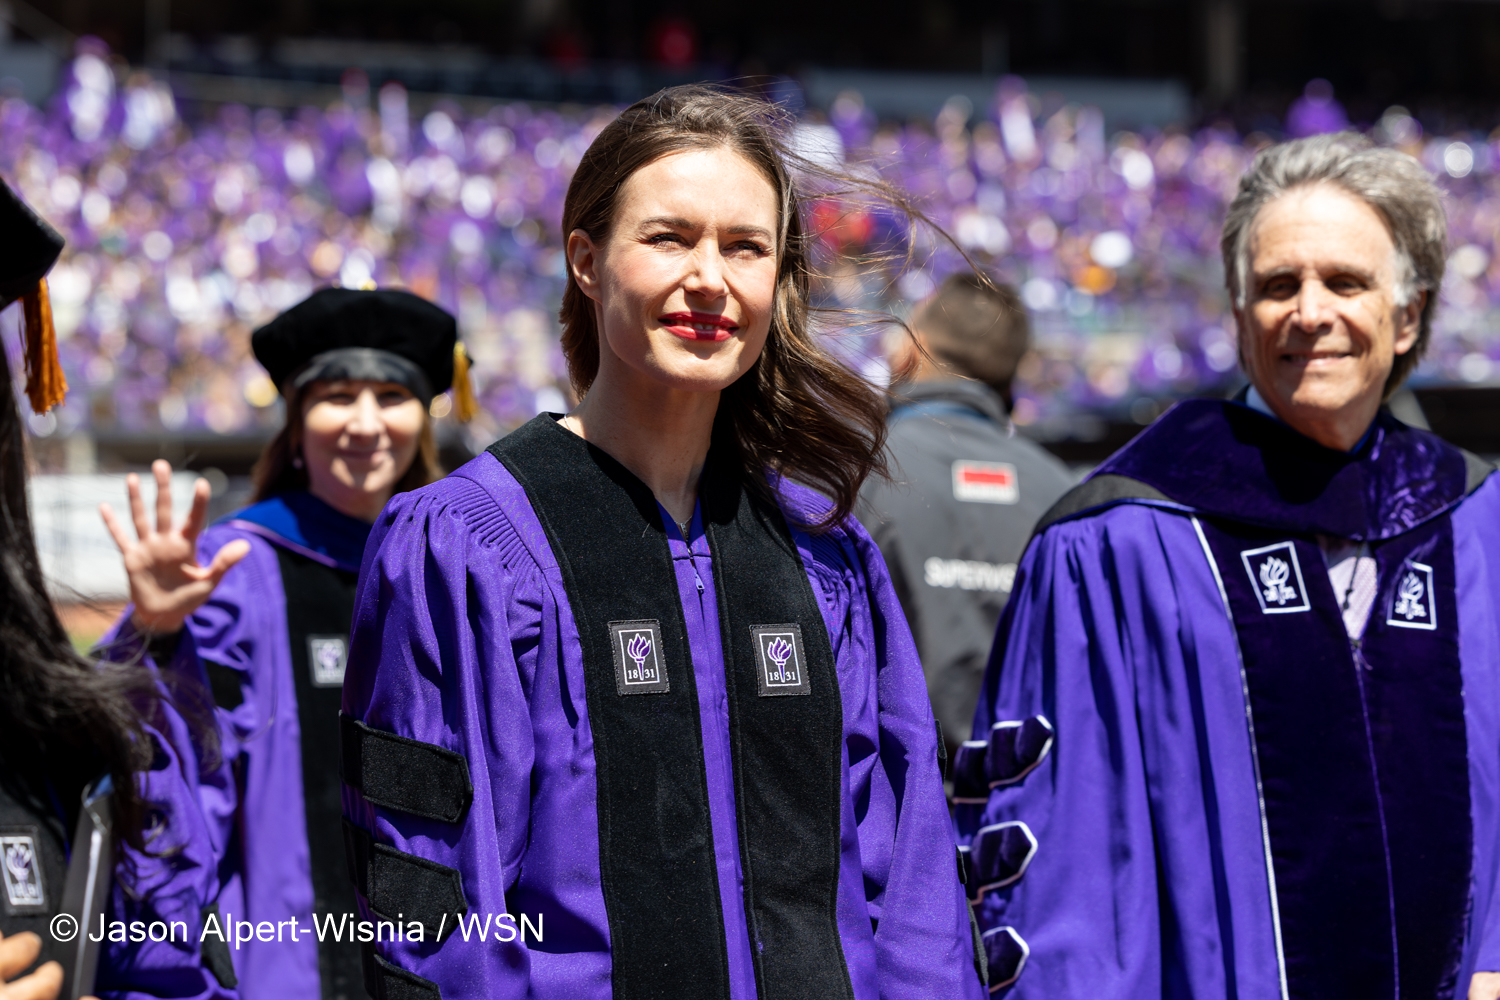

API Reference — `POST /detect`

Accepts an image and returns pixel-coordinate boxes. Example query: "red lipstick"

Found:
[659,311,738,342]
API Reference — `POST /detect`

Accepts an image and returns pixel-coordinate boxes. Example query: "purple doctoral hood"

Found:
[1087,399,1472,540]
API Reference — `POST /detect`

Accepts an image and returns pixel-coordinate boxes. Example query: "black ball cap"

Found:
[252,287,457,396]
[0,176,65,310]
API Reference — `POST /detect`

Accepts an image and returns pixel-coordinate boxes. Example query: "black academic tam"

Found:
[0,176,64,310]
[252,288,457,403]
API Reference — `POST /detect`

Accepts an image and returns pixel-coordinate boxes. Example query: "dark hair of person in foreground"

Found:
[0,349,162,851]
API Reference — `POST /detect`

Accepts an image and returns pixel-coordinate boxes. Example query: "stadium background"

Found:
[3,0,1499,639]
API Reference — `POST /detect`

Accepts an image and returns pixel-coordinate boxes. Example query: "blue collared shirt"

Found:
[1243,385,1377,454]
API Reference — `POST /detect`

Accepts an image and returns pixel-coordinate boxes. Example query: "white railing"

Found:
[28,474,199,601]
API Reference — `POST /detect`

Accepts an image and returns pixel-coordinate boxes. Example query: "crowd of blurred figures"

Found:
[5,39,1500,456]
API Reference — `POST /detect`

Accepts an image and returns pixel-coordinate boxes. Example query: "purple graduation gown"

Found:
[960,399,1500,998]
[90,625,239,1000]
[120,492,374,1000]
[340,430,982,1000]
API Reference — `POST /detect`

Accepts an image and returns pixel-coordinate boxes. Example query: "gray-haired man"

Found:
[958,133,1500,997]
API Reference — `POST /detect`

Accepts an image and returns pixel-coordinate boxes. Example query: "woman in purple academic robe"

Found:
[340,86,983,1000]
[102,290,471,1000]
[0,176,230,1000]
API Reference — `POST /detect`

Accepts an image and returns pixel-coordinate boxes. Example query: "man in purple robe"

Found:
[958,132,1500,998]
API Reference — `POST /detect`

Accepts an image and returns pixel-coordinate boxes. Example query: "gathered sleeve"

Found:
[87,624,237,1000]
[341,477,542,999]
[797,504,985,1000]
[959,511,1170,998]
[98,726,236,1000]
[1450,476,1500,981]
[98,526,287,878]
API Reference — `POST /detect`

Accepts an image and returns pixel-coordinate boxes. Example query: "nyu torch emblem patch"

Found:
[1387,561,1438,630]
[751,624,811,697]
[1240,541,1311,614]
[307,635,348,687]
[0,832,45,912]
[608,620,670,695]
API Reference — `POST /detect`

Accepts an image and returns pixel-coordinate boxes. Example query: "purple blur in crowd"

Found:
[3,42,1499,450]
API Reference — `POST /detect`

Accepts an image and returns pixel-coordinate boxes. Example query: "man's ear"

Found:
[1393,289,1425,356]
[568,228,602,303]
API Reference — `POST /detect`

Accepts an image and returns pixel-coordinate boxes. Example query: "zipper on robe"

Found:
[664,503,757,1000]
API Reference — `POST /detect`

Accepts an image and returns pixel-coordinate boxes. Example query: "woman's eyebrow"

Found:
[639,215,694,229]
[636,217,773,242]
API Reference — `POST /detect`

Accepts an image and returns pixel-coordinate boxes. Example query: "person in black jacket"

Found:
[858,273,1074,754]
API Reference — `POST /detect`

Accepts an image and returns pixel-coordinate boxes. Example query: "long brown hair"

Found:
[252,382,442,502]
[560,85,936,528]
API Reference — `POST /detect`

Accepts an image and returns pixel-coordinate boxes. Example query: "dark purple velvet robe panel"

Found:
[1197,516,1470,999]
[1100,401,1468,541]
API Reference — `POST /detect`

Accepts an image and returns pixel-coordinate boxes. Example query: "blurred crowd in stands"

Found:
[4,40,1500,453]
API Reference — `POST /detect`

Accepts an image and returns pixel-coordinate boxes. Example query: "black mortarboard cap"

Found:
[1,176,65,310]
[1,175,68,413]
[252,288,459,405]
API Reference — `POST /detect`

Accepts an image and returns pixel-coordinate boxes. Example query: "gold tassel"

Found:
[450,342,478,423]
[21,278,67,414]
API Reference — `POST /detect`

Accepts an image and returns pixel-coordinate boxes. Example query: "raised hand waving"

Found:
[100,460,251,635]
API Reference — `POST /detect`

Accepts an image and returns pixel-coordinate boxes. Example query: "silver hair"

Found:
[1220,132,1447,393]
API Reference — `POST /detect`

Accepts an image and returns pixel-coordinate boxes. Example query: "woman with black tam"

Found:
[102,287,473,1000]
[0,176,230,1000]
